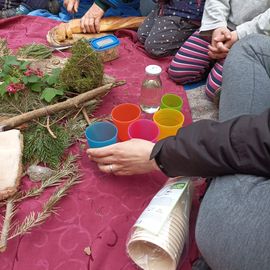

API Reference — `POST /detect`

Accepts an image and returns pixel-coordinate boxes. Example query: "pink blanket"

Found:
[0,16,202,270]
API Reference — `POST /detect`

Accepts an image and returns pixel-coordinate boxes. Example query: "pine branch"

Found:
[13,155,78,203]
[8,174,81,240]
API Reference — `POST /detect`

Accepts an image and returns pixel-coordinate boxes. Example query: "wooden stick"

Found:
[82,108,91,125]
[0,200,14,252]
[0,81,125,131]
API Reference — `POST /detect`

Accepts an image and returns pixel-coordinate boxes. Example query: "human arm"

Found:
[80,0,133,33]
[199,0,230,34]
[208,28,238,59]
[236,8,270,39]
[199,0,232,59]
[87,139,159,175]
[151,109,270,178]
[88,109,270,178]
[63,0,79,13]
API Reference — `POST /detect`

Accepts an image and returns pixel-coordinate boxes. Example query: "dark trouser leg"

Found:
[137,9,158,45]
[144,16,198,58]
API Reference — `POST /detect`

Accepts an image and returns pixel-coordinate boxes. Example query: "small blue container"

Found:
[90,34,120,62]
[85,121,118,148]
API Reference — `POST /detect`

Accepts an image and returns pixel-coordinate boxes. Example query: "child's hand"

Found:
[208,27,232,59]
[208,30,239,59]
[64,0,79,13]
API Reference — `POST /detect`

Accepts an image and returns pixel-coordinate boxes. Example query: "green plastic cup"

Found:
[160,93,183,111]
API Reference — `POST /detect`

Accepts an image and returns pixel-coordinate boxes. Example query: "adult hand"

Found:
[64,0,79,13]
[86,139,160,176]
[80,3,105,33]
[208,27,231,59]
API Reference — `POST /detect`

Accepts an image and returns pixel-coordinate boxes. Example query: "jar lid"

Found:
[90,34,120,51]
[145,65,162,75]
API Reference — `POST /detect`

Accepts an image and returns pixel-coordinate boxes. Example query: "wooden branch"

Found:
[0,200,14,252]
[82,108,91,125]
[0,81,125,131]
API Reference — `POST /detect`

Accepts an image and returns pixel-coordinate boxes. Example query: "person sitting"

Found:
[168,0,270,101]
[137,0,205,58]
[87,34,270,270]
[62,0,140,33]
[0,0,59,18]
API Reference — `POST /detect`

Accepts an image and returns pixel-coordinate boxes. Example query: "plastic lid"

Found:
[145,65,162,75]
[90,34,120,51]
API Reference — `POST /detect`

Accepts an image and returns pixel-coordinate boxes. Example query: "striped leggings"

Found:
[168,31,224,101]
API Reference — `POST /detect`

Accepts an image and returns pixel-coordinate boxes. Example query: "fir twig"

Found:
[8,174,81,240]
[13,155,78,203]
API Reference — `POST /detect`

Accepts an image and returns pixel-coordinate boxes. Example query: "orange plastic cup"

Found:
[153,108,185,140]
[111,103,141,141]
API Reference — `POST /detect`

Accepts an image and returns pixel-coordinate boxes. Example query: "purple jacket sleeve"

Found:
[150,109,270,177]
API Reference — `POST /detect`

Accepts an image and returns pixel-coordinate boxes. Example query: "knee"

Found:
[231,34,270,55]
[168,63,198,84]
[144,41,168,58]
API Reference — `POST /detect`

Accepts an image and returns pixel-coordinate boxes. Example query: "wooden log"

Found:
[0,81,125,131]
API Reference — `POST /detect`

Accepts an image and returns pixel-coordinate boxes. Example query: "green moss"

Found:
[60,40,104,93]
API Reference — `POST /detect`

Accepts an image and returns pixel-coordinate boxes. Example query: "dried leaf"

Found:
[84,246,91,256]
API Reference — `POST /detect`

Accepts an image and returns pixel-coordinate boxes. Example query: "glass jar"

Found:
[139,65,163,114]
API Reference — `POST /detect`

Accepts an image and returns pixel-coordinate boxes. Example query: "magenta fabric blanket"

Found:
[0,15,202,270]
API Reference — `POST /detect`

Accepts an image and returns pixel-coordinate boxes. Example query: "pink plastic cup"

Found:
[128,119,160,142]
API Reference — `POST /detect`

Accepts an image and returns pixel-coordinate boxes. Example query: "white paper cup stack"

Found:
[127,186,189,270]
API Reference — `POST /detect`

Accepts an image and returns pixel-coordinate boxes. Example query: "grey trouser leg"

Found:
[195,34,270,270]
[137,9,198,57]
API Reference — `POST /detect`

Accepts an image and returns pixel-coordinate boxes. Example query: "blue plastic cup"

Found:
[85,121,118,148]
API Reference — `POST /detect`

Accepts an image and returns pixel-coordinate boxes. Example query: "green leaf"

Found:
[26,75,39,83]
[2,64,11,74]
[29,82,43,92]
[46,68,61,86]
[41,87,64,103]
[3,55,20,66]
[19,61,30,71]
[0,83,7,96]
[9,77,20,83]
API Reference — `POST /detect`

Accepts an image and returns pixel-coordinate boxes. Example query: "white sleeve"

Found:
[236,8,270,39]
[200,0,230,34]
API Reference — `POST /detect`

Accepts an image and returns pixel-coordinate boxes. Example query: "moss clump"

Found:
[60,39,103,93]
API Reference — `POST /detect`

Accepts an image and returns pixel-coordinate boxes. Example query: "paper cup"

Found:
[128,240,176,270]
[153,108,185,140]
[160,93,183,111]
[85,121,118,148]
[128,119,159,142]
[111,103,141,141]
[127,179,191,270]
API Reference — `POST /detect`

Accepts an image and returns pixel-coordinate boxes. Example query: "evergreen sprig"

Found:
[23,124,70,168]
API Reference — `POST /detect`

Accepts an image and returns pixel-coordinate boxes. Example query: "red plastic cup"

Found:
[128,119,160,142]
[111,103,141,141]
